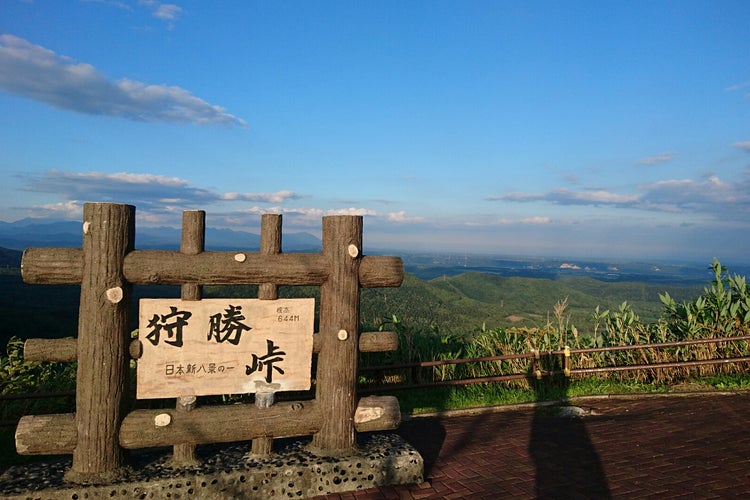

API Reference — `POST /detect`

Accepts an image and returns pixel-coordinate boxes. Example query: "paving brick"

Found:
[321,392,750,499]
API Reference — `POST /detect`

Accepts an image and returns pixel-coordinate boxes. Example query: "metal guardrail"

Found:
[358,334,750,394]
[0,391,76,428]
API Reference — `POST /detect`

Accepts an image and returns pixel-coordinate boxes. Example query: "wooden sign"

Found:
[136,298,314,399]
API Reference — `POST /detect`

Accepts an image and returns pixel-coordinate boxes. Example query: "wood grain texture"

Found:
[68,202,134,483]
[312,216,362,454]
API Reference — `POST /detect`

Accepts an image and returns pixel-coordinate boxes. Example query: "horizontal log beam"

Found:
[28,331,397,364]
[15,396,400,455]
[120,400,323,449]
[359,256,404,288]
[358,331,399,352]
[24,338,77,362]
[15,413,76,455]
[22,248,403,289]
[124,251,329,286]
[21,248,82,284]
[353,396,401,432]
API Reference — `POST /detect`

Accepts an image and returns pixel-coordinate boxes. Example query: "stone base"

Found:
[0,434,423,499]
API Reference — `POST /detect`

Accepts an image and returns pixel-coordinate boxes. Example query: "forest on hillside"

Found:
[0,264,705,352]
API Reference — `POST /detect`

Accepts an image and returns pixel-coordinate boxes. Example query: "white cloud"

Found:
[725,80,750,93]
[327,207,379,217]
[143,1,182,30]
[85,1,183,27]
[199,205,384,233]
[25,201,84,220]
[733,141,750,152]
[640,175,744,210]
[151,3,182,21]
[486,191,542,202]
[520,216,550,224]
[21,170,301,210]
[17,170,392,232]
[387,211,424,223]
[636,152,674,166]
[489,188,639,206]
[221,190,305,203]
[487,172,750,221]
[0,35,245,126]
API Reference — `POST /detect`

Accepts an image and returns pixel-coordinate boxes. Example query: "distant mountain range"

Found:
[0,218,322,267]
[395,251,750,287]
[2,219,747,288]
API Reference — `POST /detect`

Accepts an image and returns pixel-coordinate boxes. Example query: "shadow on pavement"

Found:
[396,416,446,476]
[529,370,611,499]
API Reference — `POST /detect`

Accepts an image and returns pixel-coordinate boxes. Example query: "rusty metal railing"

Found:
[4,336,749,418]
[359,334,750,394]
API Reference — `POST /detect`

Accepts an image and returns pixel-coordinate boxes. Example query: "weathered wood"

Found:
[312,216,362,454]
[21,249,402,288]
[23,338,77,362]
[125,251,328,285]
[173,210,205,466]
[19,397,399,454]
[120,400,322,449]
[180,210,205,302]
[353,396,401,432]
[68,202,134,483]
[15,413,76,455]
[258,213,281,301]
[129,338,142,359]
[253,214,282,456]
[171,395,199,465]
[359,331,399,352]
[125,252,401,287]
[359,255,404,288]
[21,247,82,284]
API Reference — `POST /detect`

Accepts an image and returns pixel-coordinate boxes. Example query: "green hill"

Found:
[0,265,705,350]
[360,272,704,335]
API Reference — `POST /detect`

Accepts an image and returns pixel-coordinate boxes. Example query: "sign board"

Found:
[136,298,314,399]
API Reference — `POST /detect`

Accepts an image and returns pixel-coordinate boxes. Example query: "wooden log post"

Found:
[251,214,282,456]
[311,216,362,455]
[66,202,134,483]
[172,210,205,466]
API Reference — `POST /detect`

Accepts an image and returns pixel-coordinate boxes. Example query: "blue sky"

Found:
[1,1,749,263]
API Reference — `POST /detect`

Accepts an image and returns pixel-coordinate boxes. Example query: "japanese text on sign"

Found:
[136,298,314,399]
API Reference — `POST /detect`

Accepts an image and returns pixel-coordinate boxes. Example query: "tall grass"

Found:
[359,259,750,390]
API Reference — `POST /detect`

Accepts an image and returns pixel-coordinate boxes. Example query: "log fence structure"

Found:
[15,202,405,485]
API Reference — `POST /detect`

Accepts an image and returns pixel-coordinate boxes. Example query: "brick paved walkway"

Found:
[319,392,750,499]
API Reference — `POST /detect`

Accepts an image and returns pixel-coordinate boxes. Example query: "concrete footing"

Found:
[0,434,423,499]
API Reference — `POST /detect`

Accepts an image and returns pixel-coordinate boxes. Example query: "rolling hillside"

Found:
[360,272,704,335]
[1,265,706,351]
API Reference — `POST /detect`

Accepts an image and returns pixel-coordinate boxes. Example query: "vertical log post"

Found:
[66,203,134,483]
[172,210,205,466]
[251,214,282,456]
[311,216,362,454]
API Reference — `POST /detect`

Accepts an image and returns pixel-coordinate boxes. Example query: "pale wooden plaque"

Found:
[136,298,314,399]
